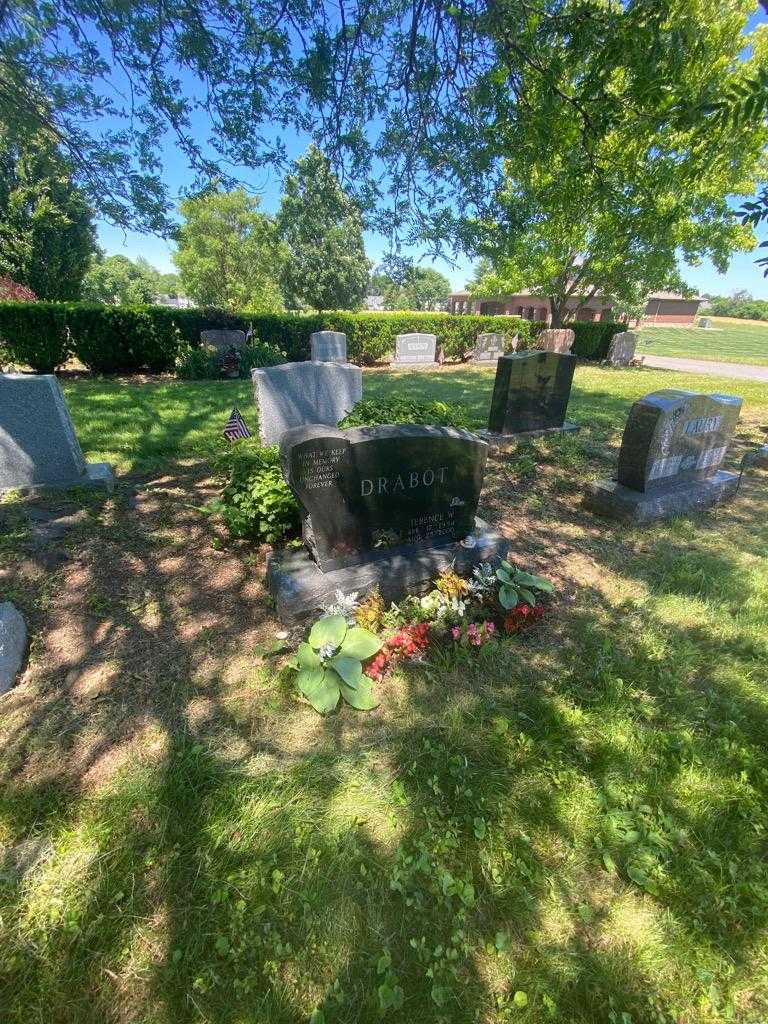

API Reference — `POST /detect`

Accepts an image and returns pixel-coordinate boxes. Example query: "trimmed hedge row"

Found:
[0,301,624,373]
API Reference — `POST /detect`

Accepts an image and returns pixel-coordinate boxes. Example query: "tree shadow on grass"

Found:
[2,397,768,1020]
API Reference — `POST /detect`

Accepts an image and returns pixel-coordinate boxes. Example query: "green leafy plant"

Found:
[495,561,554,610]
[296,614,382,713]
[212,443,300,543]
[340,398,474,430]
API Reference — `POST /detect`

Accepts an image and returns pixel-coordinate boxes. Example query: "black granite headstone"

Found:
[488,351,577,435]
[585,389,743,522]
[280,424,488,571]
[617,390,742,493]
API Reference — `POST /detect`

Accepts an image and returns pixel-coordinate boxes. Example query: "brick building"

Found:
[447,289,701,325]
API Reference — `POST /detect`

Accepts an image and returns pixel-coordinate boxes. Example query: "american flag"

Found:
[223,405,252,442]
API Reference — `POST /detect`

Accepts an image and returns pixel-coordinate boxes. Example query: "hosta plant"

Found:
[296,614,383,713]
[495,562,554,610]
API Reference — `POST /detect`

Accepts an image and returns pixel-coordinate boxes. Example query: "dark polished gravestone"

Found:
[482,351,579,443]
[267,423,509,620]
[585,389,743,522]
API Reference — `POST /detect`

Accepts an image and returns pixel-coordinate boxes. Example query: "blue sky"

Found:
[97,6,768,299]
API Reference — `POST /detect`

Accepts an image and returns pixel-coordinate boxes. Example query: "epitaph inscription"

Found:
[281,424,488,570]
[617,390,742,493]
[488,351,577,434]
[310,331,347,362]
[393,333,437,364]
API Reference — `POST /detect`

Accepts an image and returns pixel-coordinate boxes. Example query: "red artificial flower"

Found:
[363,622,430,680]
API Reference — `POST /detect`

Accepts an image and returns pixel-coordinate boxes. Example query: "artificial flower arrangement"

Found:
[291,559,554,714]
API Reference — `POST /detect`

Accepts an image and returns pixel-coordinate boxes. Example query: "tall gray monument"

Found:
[252,361,362,446]
[0,374,114,495]
[310,331,348,362]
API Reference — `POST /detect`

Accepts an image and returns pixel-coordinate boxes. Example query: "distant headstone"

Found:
[754,444,768,469]
[392,333,437,366]
[606,331,638,367]
[269,423,507,619]
[0,602,26,695]
[485,351,578,438]
[252,361,362,447]
[0,374,114,495]
[310,331,348,362]
[698,317,712,329]
[471,333,508,363]
[585,389,742,522]
[200,329,247,352]
[537,328,575,354]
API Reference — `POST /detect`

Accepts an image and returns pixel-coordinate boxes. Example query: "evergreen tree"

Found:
[277,147,370,311]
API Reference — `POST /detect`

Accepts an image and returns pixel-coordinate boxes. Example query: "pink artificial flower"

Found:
[451,626,461,639]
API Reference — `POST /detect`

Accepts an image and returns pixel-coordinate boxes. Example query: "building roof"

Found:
[450,289,701,303]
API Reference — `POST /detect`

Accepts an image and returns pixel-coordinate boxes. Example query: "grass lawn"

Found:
[637,317,768,366]
[2,365,768,1023]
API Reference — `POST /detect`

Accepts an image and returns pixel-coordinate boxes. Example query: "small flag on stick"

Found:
[223,405,252,442]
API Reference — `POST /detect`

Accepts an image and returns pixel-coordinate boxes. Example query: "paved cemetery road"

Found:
[642,354,768,382]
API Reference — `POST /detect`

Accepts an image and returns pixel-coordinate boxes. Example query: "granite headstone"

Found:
[0,374,114,495]
[606,331,638,367]
[252,361,362,446]
[392,333,437,365]
[537,328,575,354]
[281,423,487,571]
[200,329,247,352]
[310,331,348,363]
[486,351,578,437]
[585,389,743,522]
[0,602,26,695]
[698,317,712,329]
[471,332,509,363]
[269,423,507,619]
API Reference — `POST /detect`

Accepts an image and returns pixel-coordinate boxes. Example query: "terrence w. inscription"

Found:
[280,424,488,571]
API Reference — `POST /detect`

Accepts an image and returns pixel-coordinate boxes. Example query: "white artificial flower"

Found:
[323,589,360,624]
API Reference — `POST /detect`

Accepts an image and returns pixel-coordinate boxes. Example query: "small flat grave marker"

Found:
[585,389,742,522]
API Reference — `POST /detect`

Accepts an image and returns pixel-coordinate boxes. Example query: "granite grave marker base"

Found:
[584,471,739,524]
[267,517,510,623]
[478,421,580,448]
[0,462,114,499]
[755,445,768,469]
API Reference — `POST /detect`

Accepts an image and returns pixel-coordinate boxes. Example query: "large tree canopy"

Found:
[0,1,765,265]
[0,133,97,300]
[277,146,369,311]
[467,2,768,324]
[173,188,284,311]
